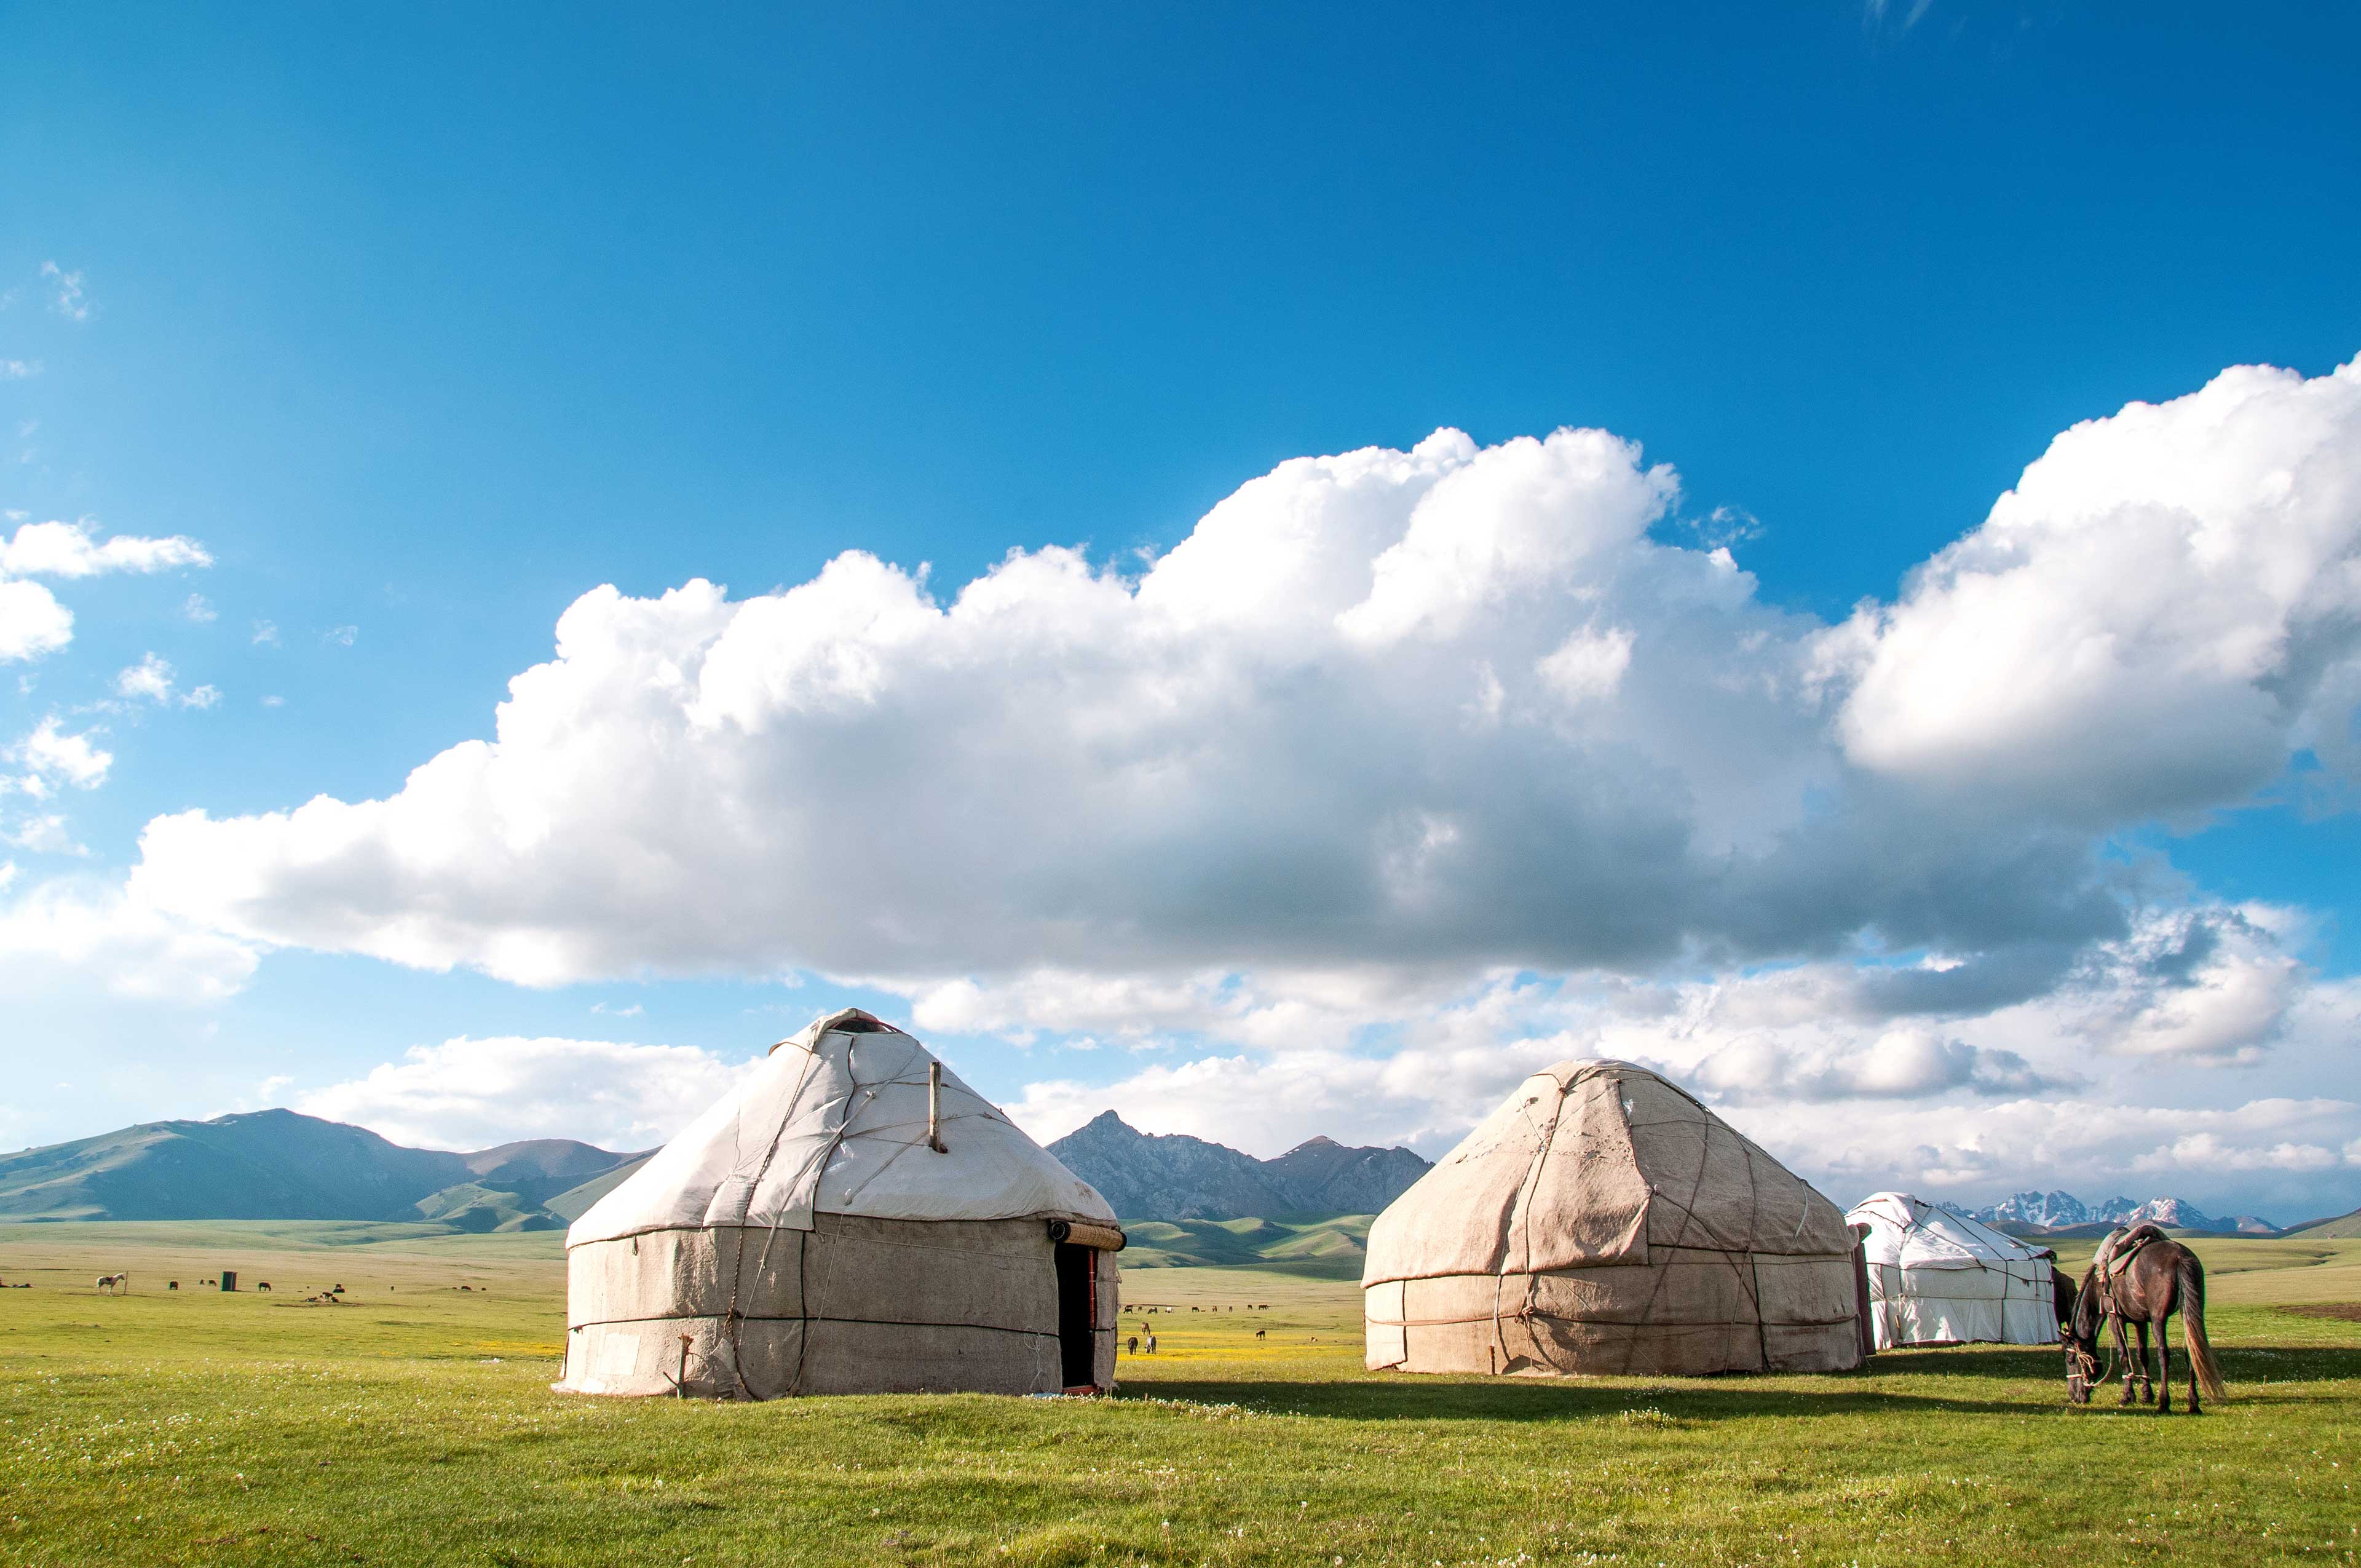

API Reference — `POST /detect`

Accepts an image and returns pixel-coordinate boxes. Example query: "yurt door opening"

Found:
[1055,1241,1097,1388]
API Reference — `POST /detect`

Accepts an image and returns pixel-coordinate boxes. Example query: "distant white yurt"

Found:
[1364,1060,1869,1377]
[1846,1192,2058,1350]
[556,1008,1123,1399]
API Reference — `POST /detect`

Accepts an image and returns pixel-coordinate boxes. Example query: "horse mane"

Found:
[2070,1267,2104,1340]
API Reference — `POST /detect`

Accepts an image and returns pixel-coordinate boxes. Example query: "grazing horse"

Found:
[2065,1228,2226,1414]
[256,1281,272,1292]
[95,1273,128,1295]
[168,1280,180,1291]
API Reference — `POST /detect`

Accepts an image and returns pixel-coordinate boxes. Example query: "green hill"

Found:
[1118,1213,1374,1278]
[0,1109,641,1233]
[543,1155,653,1222]
[410,1182,566,1233]
[2286,1206,2361,1239]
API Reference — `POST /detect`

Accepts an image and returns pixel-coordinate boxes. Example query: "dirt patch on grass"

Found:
[2282,1303,2361,1322]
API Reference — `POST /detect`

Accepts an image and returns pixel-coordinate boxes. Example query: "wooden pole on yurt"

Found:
[928,1061,946,1152]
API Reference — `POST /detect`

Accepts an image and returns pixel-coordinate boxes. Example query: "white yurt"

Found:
[556,1007,1124,1399]
[1364,1059,1870,1377]
[1846,1192,2057,1350]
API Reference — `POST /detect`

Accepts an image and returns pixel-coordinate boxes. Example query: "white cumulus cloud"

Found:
[298,1035,757,1152]
[61,353,2361,1215]
[1825,360,2361,823]
[0,876,259,1004]
[0,518,212,664]
[129,359,2361,1004]
[2,814,85,856]
[115,653,175,703]
[7,716,112,795]
[0,579,73,662]
[2,518,210,579]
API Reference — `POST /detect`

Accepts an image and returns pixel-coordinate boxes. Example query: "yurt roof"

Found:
[1364,1058,1852,1287]
[568,1008,1115,1247]
[1847,1191,2055,1269]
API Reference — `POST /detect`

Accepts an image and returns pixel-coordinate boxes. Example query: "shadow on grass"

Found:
[1867,1341,2361,1384]
[1123,1341,2361,1422]
[1121,1374,2036,1421]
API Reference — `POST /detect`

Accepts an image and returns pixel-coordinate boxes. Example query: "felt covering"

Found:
[556,1010,1120,1398]
[1363,1060,1865,1376]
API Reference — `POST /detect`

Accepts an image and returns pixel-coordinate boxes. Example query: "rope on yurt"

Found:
[1889,1197,1932,1350]
[721,1035,831,1400]
[780,1041,898,1398]
[1738,1131,1770,1372]
[1493,1079,1566,1372]
[1615,1078,1715,1376]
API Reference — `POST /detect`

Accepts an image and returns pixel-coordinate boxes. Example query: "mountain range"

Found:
[1045,1111,1431,1221]
[0,1109,647,1231]
[1955,1190,2282,1236]
[0,1104,1430,1232]
[12,1106,2349,1244]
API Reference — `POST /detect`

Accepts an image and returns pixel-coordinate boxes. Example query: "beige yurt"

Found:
[556,1008,1123,1399]
[1848,1191,2058,1350]
[1363,1060,1869,1377]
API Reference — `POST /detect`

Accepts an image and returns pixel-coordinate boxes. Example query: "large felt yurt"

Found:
[556,1008,1123,1399]
[1846,1192,2058,1350]
[1363,1060,1869,1377]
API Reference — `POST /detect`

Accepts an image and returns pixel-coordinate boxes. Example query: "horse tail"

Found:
[2177,1249,2227,1402]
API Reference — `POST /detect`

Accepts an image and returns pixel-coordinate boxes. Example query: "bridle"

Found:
[2064,1270,2116,1400]
[2065,1334,2113,1399]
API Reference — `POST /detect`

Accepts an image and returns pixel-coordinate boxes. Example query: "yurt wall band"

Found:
[1363,1060,1867,1377]
[557,1008,1123,1399]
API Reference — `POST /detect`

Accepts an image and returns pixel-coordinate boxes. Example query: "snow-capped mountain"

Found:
[1970,1190,2094,1228]
[2105,1197,2214,1230]
[1955,1192,2279,1233]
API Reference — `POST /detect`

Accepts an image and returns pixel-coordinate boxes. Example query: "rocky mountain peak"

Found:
[1048,1117,1430,1221]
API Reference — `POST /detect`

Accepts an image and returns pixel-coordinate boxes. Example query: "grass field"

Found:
[2,1222,2355,1566]
[1119,1215,1375,1279]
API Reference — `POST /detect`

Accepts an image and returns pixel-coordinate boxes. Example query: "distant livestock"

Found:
[95,1273,127,1295]
[168,1281,179,1291]
[1126,1336,1139,1355]
[1254,1328,1266,1339]
[256,1281,272,1292]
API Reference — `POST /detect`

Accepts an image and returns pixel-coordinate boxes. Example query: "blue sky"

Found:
[4,4,2358,1219]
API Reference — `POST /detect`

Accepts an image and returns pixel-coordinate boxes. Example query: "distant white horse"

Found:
[95,1273,128,1296]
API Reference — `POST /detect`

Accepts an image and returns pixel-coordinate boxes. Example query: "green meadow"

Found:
[1,1221,2355,1567]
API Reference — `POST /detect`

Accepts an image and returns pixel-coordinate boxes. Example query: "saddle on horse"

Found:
[2090,1223,2168,1315]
